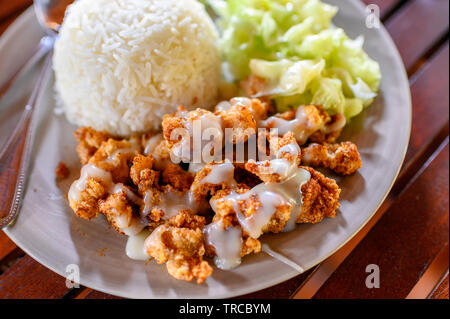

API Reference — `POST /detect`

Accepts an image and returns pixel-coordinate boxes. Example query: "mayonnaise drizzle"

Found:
[260,106,324,145]
[261,244,304,273]
[68,164,144,235]
[144,134,163,156]
[143,189,198,219]
[126,229,151,261]
[204,221,243,270]
[68,164,113,202]
[201,160,236,186]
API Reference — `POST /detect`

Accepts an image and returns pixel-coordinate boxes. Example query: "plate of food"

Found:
[1,0,411,298]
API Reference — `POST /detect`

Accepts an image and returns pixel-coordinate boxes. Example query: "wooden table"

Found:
[0,0,448,299]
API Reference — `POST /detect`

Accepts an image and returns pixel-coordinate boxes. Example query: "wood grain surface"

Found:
[0,0,448,299]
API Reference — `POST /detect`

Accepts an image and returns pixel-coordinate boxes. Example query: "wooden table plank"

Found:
[405,43,449,163]
[0,255,72,298]
[313,140,449,299]
[385,0,449,72]
[428,271,449,299]
[0,0,32,21]
[0,231,16,261]
[237,269,314,299]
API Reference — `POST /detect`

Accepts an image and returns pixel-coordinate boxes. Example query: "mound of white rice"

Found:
[53,0,220,136]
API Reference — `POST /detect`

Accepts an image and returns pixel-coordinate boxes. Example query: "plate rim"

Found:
[2,1,412,299]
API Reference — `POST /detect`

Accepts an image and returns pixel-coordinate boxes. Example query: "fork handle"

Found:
[0,52,53,228]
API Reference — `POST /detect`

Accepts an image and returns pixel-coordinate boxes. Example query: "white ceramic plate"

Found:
[1,1,411,299]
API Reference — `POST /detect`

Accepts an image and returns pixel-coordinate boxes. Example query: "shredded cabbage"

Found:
[203,0,381,118]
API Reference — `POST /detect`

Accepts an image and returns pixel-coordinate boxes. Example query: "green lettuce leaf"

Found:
[205,0,381,119]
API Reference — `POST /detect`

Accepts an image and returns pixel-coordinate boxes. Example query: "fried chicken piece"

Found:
[161,164,194,191]
[297,167,341,224]
[74,127,111,164]
[245,132,301,183]
[56,162,69,180]
[217,104,256,144]
[260,105,331,145]
[130,154,159,194]
[190,161,236,202]
[216,97,271,124]
[163,107,222,148]
[301,142,362,175]
[166,210,206,230]
[88,139,139,184]
[141,134,173,170]
[99,190,144,236]
[69,176,110,220]
[204,198,262,260]
[211,187,292,238]
[162,100,270,160]
[145,223,212,284]
[309,114,347,144]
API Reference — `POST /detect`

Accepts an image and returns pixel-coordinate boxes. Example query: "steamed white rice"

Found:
[53,0,221,136]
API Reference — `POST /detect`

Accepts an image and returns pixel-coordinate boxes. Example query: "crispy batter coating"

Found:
[99,192,134,235]
[161,164,194,191]
[69,177,109,220]
[309,114,347,144]
[205,192,262,259]
[298,167,341,224]
[261,105,333,145]
[88,139,139,184]
[130,154,159,194]
[211,188,292,237]
[245,132,301,183]
[162,107,217,148]
[301,142,362,175]
[56,162,69,180]
[166,210,206,230]
[145,222,212,284]
[190,161,236,202]
[217,104,256,144]
[74,127,111,164]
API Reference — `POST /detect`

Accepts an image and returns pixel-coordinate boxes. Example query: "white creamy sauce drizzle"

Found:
[188,162,205,173]
[236,186,287,238]
[210,166,311,242]
[204,221,243,270]
[260,106,324,145]
[121,216,146,236]
[278,168,311,232]
[207,166,309,269]
[216,101,231,112]
[250,142,301,180]
[201,160,236,185]
[126,229,151,261]
[143,225,164,256]
[216,97,252,112]
[144,134,163,156]
[261,244,304,273]
[230,97,252,107]
[111,183,143,205]
[68,164,113,202]
[105,148,137,163]
[68,164,144,236]
[324,113,347,135]
[143,189,197,219]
